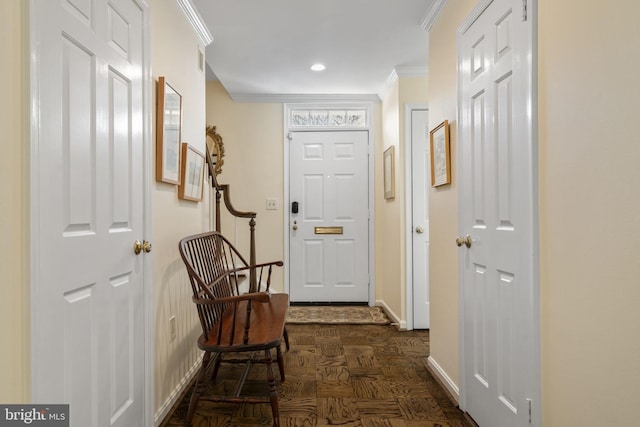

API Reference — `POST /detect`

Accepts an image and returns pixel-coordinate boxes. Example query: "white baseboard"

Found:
[427,356,460,404]
[375,299,406,330]
[154,353,203,426]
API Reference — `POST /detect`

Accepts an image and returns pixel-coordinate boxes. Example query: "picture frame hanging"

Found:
[383,146,395,199]
[178,143,205,202]
[430,120,451,187]
[156,76,182,184]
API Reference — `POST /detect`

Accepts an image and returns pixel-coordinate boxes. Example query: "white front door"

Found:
[31,0,148,426]
[410,109,430,329]
[289,131,369,302]
[458,0,538,426]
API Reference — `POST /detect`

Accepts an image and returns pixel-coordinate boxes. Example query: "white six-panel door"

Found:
[410,109,430,329]
[31,0,148,426]
[458,0,538,425]
[289,131,369,302]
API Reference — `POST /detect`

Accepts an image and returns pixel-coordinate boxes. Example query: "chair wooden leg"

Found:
[264,348,280,427]
[283,327,290,351]
[276,345,285,382]
[185,351,211,427]
[210,352,223,381]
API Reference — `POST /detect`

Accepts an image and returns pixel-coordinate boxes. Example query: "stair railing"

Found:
[205,141,258,293]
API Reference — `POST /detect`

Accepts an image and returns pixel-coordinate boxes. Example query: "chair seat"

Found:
[198,293,289,352]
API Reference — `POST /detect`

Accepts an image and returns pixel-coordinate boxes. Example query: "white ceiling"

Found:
[191,0,435,101]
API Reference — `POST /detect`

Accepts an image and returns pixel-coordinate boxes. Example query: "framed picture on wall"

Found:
[430,120,451,187]
[156,76,182,184]
[384,146,395,199]
[178,143,205,202]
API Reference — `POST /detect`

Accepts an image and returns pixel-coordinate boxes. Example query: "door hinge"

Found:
[287,132,293,141]
[527,398,532,424]
[522,0,528,21]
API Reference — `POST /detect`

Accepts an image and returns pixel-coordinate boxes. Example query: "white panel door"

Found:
[31,0,148,426]
[411,109,430,329]
[458,0,537,426]
[289,131,369,302]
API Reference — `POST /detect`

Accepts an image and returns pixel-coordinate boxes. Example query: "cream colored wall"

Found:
[0,0,29,403]
[376,80,404,318]
[150,0,208,420]
[429,0,640,424]
[427,0,475,387]
[538,0,640,424]
[205,82,286,289]
[375,76,428,323]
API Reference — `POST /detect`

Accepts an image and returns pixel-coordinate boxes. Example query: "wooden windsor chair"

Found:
[178,231,290,427]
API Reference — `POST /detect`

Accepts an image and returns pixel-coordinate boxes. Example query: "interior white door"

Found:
[289,131,369,302]
[411,109,430,329]
[31,0,148,426]
[458,0,537,426]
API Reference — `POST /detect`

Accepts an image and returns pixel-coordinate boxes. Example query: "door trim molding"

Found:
[404,103,428,331]
[283,103,375,306]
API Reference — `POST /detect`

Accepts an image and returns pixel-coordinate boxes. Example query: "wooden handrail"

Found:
[206,143,258,292]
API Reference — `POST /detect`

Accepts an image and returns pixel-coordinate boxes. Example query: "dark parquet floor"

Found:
[161,323,474,427]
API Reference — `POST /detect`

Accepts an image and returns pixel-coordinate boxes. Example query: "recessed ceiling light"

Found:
[310,63,326,72]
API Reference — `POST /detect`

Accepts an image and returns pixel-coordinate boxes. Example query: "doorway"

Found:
[457,0,540,425]
[405,105,430,330]
[30,0,152,425]
[283,104,375,305]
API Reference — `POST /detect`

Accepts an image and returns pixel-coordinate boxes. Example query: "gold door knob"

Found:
[455,235,472,248]
[416,226,424,234]
[133,240,152,255]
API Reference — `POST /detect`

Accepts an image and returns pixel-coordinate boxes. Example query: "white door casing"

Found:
[458,0,539,426]
[289,131,369,302]
[407,108,430,329]
[30,0,150,426]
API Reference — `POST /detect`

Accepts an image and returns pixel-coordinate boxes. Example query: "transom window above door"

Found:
[289,109,367,128]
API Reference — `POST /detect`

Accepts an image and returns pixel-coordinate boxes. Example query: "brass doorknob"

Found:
[416,226,424,234]
[133,240,152,255]
[455,235,472,248]
[292,220,298,231]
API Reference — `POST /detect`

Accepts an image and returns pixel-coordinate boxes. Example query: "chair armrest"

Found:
[193,291,271,305]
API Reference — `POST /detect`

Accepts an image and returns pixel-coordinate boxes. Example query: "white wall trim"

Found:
[420,0,449,31]
[458,0,494,34]
[154,354,203,426]
[176,0,213,46]
[427,356,460,403]
[232,93,381,103]
[376,299,405,330]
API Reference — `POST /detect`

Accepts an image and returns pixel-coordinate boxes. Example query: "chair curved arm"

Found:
[193,291,271,305]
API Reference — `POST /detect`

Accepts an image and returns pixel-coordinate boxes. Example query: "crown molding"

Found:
[378,68,399,101]
[229,93,382,104]
[420,0,448,32]
[176,0,213,46]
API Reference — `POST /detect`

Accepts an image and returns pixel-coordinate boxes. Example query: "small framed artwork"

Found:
[156,76,182,184]
[383,146,395,199]
[178,143,205,202]
[430,120,451,187]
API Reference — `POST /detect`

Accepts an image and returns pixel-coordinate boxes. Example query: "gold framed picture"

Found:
[156,76,182,184]
[178,143,205,202]
[430,120,451,187]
